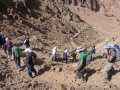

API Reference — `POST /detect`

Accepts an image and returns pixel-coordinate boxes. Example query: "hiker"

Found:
[70,33,74,41]
[90,45,96,59]
[50,47,57,61]
[62,49,68,63]
[3,38,13,60]
[71,49,77,63]
[25,48,37,78]
[22,37,30,48]
[102,44,116,83]
[25,48,37,63]
[12,44,22,71]
[1,35,6,48]
[74,47,87,83]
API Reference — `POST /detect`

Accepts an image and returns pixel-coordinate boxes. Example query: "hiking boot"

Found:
[80,79,86,83]
[102,79,109,83]
[34,72,37,76]
[74,76,80,79]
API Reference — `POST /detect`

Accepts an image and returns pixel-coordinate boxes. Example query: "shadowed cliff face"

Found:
[63,0,100,11]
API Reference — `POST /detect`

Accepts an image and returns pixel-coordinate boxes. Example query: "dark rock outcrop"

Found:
[64,0,100,11]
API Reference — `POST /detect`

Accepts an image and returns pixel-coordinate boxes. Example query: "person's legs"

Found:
[62,58,64,63]
[102,62,114,83]
[6,50,10,60]
[53,54,56,61]
[66,58,68,63]
[17,56,21,66]
[14,57,21,70]
[78,69,86,80]
[9,50,12,60]
[73,57,76,63]
[31,67,37,75]
[28,68,33,78]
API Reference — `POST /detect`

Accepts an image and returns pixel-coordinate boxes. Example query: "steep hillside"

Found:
[65,0,120,37]
[1,0,120,90]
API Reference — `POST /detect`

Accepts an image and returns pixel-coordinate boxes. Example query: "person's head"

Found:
[64,50,68,53]
[5,38,10,42]
[53,47,57,50]
[24,48,32,55]
[104,44,111,51]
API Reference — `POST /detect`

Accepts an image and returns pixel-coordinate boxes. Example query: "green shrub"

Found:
[45,60,53,67]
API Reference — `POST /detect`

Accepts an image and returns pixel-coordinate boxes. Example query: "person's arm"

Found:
[107,51,116,62]
[75,61,83,70]
[107,55,113,62]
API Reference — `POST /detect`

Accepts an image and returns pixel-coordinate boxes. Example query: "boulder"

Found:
[55,67,62,72]
[72,14,81,23]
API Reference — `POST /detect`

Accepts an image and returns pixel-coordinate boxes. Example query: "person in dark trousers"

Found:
[62,50,68,63]
[23,37,30,48]
[12,43,22,71]
[1,35,6,48]
[25,48,37,78]
[71,49,77,63]
[74,46,87,83]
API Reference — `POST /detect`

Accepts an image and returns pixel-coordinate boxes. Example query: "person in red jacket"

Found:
[3,38,13,61]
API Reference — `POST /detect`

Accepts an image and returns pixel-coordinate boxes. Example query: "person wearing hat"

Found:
[102,44,116,83]
[74,46,87,83]
[25,48,37,78]
[22,36,30,48]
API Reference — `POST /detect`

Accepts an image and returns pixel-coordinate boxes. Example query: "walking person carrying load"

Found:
[22,36,30,48]
[71,49,77,63]
[3,38,13,61]
[25,48,37,78]
[12,43,22,71]
[102,44,116,83]
[74,46,87,83]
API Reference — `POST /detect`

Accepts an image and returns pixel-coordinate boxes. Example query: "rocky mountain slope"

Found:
[65,0,120,37]
[0,0,120,90]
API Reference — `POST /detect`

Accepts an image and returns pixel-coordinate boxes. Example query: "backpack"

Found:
[113,44,120,62]
[71,50,75,56]
[31,52,37,64]
[23,39,28,44]
[86,51,92,65]
[6,42,12,51]
[13,46,21,57]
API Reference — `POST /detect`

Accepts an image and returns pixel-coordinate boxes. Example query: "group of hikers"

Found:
[0,32,37,78]
[50,40,119,83]
[0,31,119,84]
